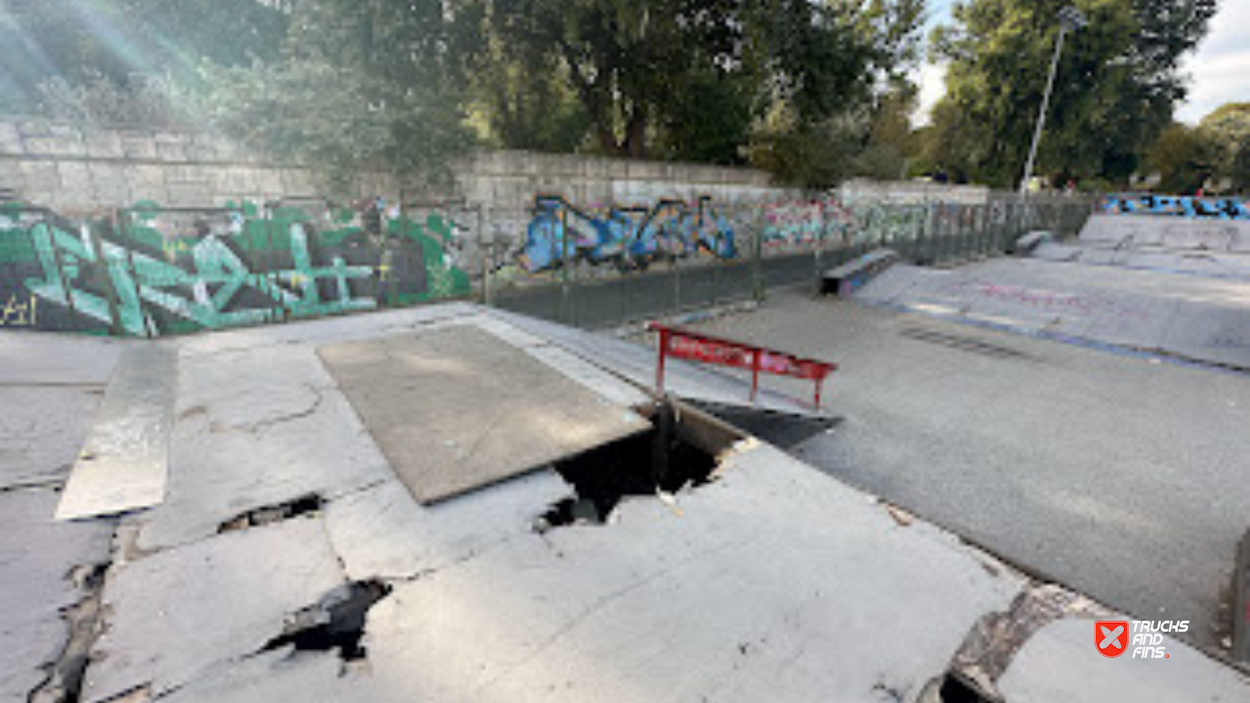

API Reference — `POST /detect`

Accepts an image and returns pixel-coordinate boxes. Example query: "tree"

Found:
[1146,123,1216,193]
[0,0,289,117]
[471,0,877,168]
[926,0,1216,188]
[208,0,473,190]
[1199,102,1250,193]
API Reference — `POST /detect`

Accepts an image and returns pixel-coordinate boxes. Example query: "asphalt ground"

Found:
[689,284,1250,653]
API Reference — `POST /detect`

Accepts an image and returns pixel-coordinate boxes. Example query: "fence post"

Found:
[751,202,765,301]
[559,206,570,324]
[478,205,491,307]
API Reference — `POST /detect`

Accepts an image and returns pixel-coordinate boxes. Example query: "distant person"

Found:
[362,196,383,237]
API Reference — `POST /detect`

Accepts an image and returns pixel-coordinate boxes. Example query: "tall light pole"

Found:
[1019,6,1087,196]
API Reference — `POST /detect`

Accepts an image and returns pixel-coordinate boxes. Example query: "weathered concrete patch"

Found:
[82,517,345,703]
[135,345,393,551]
[0,488,112,703]
[0,386,102,488]
[175,303,478,358]
[324,473,568,582]
[996,618,1250,701]
[0,332,122,385]
[318,325,650,504]
[521,344,653,408]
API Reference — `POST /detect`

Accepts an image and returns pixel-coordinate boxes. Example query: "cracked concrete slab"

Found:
[0,487,112,703]
[350,443,1022,703]
[110,442,1025,703]
[82,516,345,703]
[996,618,1250,701]
[324,472,569,582]
[135,344,394,551]
[318,325,650,504]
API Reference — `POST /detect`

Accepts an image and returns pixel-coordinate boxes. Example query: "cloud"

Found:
[912,61,948,127]
[1176,2,1250,124]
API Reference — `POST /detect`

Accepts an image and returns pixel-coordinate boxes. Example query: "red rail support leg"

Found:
[750,350,761,404]
[814,375,825,410]
[655,327,670,393]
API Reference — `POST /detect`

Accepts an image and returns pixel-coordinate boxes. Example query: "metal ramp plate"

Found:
[318,324,650,504]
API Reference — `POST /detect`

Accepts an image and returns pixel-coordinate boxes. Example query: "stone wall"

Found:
[839,178,991,206]
[0,118,793,215]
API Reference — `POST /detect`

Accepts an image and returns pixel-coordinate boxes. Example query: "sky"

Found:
[914,0,1250,126]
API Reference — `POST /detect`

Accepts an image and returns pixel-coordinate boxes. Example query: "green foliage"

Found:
[460,3,591,153]
[469,0,891,178]
[0,0,289,117]
[1146,123,1216,193]
[656,68,753,164]
[36,72,201,128]
[207,0,474,193]
[927,0,1216,189]
[0,0,931,186]
[1199,103,1250,193]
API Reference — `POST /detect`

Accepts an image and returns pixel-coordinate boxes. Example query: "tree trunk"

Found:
[623,106,648,159]
[596,123,624,156]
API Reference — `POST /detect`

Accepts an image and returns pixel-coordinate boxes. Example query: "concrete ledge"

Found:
[1014,231,1054,254]
[821,248,898,297]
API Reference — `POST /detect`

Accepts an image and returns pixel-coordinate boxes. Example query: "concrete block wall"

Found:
[0,119,795,216]
[840,178,991,206]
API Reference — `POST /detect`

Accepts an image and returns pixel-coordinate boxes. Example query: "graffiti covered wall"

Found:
[0,200,471,336]
[513,196,737,274]
[1099,194,1249,220]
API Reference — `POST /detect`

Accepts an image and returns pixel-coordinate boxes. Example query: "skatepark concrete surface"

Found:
[856,256,1250,370]
[854,211,1250,371]
[5,301,1247,702]
[1079,213,1250,254]
[689,273,1250,652]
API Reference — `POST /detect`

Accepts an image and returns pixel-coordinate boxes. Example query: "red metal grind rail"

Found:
[648,323,838,409]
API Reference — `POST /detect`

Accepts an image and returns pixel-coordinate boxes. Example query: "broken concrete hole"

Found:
[261,580,392,662]
[938,671,1000,703]
[535,399,742,531]
[218,494,323,533]
[28,563,109,703]
[689,400,841,451]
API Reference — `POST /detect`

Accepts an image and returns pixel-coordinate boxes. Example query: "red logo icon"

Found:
[1096,620,1130,658]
